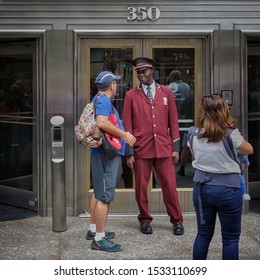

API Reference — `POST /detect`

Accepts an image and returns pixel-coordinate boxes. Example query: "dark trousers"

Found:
[133,157,183,224]
[193,184,242,260]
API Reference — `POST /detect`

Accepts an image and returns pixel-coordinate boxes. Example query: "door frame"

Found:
[76,33,212,214]
[247,42,260,198]
[0,40,38,211]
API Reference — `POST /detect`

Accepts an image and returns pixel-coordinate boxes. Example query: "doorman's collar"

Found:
[138,82,160,90]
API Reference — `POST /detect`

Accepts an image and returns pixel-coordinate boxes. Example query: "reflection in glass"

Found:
[0,55,33,191]
[90,48,133,117]
[248,55,260,182]
[153,48,195,86]
[153,48,195,188]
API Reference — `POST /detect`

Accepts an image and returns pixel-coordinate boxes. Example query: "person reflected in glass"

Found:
[167,70,193,177]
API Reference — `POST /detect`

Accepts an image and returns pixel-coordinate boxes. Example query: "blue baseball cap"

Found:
[95,71,121,88]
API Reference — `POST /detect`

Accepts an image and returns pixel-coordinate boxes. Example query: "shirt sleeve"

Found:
[230,128,244,149]
[95,95,111,117]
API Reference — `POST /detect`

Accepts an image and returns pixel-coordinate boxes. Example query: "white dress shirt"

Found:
[142,81,156,100]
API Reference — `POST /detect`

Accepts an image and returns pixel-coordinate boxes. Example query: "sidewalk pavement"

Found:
[0,211,260,260]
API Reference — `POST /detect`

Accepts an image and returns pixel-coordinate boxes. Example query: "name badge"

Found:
[163,97,168,105]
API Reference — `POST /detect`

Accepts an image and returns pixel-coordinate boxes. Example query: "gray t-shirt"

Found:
[188,128,243,174]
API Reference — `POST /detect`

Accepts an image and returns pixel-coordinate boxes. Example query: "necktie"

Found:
[147,86,153,103]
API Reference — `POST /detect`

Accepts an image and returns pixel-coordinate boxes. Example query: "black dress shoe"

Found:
[177,166,185,176]
[173,222,184,235]
[140,222,153,234]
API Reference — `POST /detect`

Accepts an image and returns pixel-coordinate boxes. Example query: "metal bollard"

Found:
[50,116,67,232]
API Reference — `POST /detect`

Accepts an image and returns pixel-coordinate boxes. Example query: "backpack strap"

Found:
[222,133,237,162]
[93,93,114,115]
[91,94,101,110]
[222,132,244,175]
[188,126,238,163]
[187,126,198,150]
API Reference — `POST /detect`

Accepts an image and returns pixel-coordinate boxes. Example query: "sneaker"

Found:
[86,230,116,240]
[243,194,251,201]
[91,237,122,252]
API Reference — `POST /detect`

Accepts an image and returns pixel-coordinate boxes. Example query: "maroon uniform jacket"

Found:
[123,83,180,159]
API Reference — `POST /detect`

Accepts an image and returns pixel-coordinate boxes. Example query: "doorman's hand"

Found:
[172,151,179,164]
[126,156,135,169]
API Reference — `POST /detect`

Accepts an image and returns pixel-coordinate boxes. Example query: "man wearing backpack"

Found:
[86,71,136,252]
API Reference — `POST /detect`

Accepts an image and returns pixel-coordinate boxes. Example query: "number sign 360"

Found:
[127,7,160,21]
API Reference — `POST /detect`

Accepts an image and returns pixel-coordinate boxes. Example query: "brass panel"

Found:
[80,37,204,214]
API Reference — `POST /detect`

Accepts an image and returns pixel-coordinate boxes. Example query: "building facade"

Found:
[0,0,259,216]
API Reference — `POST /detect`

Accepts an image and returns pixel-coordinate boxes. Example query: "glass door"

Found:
[248,44,260,198]
[0,41,37,210]
[80,37,204,213]
[80,38,142,213]
[145,38,204,213]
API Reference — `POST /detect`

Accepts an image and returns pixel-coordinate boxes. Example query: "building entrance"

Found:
[80,37,206,213]
[0,40,37,210]
[248,41,260,198]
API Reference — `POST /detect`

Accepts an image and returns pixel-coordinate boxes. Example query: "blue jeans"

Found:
[193,184,242,260]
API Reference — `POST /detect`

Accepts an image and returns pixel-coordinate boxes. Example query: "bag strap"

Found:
[93,93,114,114]
[110,103,115,114]
[188,126,243,178]
[222,133,237,162]
[91,94,102,119]
[188,127,240,165]
[222,132,243,174]
[91,94,101,107]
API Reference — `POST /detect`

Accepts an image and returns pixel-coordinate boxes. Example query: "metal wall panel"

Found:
[45,30,74,216]
[0,1,260,31]
[1,1,260,215]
